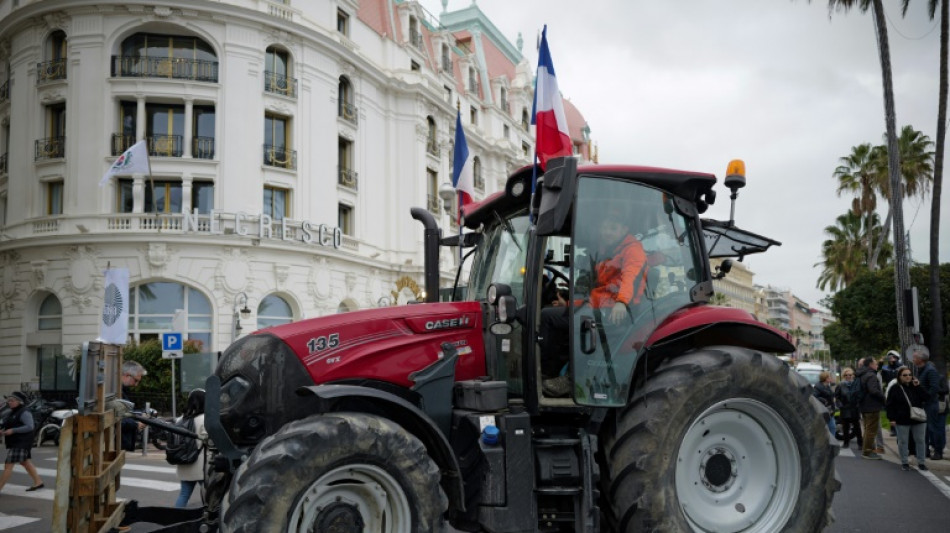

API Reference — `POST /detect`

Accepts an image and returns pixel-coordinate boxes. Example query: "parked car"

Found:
[795,362,825,386]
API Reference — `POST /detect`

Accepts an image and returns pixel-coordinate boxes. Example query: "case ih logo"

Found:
[424,315,470,331]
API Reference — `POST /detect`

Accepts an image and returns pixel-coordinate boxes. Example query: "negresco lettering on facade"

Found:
[181,210,343,249]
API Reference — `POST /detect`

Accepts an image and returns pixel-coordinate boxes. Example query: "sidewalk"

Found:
[866,426,950,473]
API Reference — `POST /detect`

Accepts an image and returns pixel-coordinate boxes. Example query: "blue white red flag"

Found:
[452,111,475,217]
[531,26,572,170]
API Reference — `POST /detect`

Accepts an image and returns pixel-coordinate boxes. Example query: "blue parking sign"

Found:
[162,332,183,351]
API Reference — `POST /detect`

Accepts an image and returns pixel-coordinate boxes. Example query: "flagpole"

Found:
[144,140,157,216]
[456,99,463,269]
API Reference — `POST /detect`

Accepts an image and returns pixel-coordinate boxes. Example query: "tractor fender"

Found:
[645,305,796,354]
[296,383,465,514]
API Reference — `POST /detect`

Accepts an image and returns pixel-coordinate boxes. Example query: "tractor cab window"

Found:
[567,178,703,406]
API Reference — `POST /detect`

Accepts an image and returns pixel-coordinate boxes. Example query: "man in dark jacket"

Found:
[880,351,902,436]
[913,346,945,460]
[857,357,886,460]
[0,391,46,493]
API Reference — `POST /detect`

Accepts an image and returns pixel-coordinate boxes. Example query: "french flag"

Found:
[531,26,572,170]
[452,110,475,219]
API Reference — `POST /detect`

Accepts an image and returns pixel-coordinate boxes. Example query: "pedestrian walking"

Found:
[0,391,45,494]
[885,366,928,471]
[857,357,886,460]
[174,389,208,508]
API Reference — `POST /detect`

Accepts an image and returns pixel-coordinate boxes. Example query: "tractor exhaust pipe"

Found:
[411,207,440,303]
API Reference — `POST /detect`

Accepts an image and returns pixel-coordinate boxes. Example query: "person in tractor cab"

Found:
[540,202,648,397]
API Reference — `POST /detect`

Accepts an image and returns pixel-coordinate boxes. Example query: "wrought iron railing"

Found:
[263,144,296,170]
[264,70,297,98]
[111,56,219,83]
[193,136,215,159]
[0,79,8,103]
[36,59,67,84]
[111,134,135,156]
[34,137,65,160]
[339,102,358,124]
[147,135,183,157]
[338,167,358,189]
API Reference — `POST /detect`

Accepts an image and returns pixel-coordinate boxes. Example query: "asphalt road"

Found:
[1,432,949,532]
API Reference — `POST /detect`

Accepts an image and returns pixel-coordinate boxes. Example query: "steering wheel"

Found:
[542,265,570,303]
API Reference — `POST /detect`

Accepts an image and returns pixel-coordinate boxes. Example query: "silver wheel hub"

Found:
[676,399,801,532]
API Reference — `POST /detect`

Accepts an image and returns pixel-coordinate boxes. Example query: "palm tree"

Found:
[902,0,946,387]
[822,0,913,354]
[867,125,935,267]
[833,143,882,264]
[816,210,889,291]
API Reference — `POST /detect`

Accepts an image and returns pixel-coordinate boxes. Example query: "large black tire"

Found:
[221,412,447,533]
[601,346,839,532]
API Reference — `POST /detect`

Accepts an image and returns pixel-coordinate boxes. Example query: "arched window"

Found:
[116,33,218,82]
[36,294,72,392]
[257,294,293,328]
[128,282,212,350]
[522,107,529,131]
[265,46,295,97]
[426,116,437,155]
[38,30,68,83]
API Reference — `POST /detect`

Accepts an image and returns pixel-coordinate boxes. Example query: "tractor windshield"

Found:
[568,177,704,406]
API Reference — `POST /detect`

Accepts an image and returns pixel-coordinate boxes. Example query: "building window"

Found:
[338,76,357,124]
[36,103,66,160]
[441,44,451,72]
[338,204,353,235]
[128,282,212,349]
[46,181,63,215]
[148,181,182,213]
[499,87,508,113]
[257,294,293,328]
[337,9,349,36]
[522,108,529,131]
[426,116,438,155]
[193,105,216,159]
[0,193,6,227]
[409,16,422,49]
[473,156,483,191]
[470,106,478,126]
[264,114,295,169]
[427,168,439,214]
[264,46,296,97]
[411,60,420,72]
[38,293,62,330]
[522,141,530,157]
[503,124,510,140]
[444,85,452,103]
[37,30,67,84]
[264,185,289,220]
[113,33,218,82]
[146,103,184,157]
[338,137,357,188]
[37,294,72,392]
[193,181,214,214]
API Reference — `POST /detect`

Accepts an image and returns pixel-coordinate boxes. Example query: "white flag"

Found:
[99,268,130,345]
[100,140,149,186]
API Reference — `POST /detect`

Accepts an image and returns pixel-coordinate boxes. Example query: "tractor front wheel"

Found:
[221,412,447,533]
[601,346,839,532]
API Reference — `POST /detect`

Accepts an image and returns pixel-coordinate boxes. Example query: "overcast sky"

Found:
[422,0,948,309]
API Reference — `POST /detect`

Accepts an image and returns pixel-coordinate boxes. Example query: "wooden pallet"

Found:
[52,342,127,533]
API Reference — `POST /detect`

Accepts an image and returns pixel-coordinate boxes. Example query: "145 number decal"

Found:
[307,333,340,354]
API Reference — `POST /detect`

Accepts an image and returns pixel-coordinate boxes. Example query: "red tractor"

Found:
[181,157,837,532]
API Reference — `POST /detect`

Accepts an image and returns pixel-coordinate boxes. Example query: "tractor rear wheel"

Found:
[221,412,447,533]
[601,346,839,532]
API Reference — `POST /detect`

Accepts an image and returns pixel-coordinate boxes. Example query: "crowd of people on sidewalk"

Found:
[819,344,949,473]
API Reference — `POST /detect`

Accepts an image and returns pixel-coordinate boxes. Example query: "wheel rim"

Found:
[288,463,412,533]
[675,398,801,532]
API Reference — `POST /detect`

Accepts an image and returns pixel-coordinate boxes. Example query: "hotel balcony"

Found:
[264,70,297,98]
[338,167,358,189]
[147,135,183,157]
[193,137,215,160]
[36,60,67,84]
[34,137,65,160]
[263,144,296,170]
[111,56,219,83]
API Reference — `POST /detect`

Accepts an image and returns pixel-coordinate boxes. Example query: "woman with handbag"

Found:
[835,368,862,449]
[885,366,929,471]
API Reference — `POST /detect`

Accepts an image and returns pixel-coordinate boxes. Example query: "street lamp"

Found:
[233,292,251,339]
[438,182,456,214]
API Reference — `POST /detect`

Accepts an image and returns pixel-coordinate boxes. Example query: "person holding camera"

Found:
[0,391,46,494]
[886,366,928,471]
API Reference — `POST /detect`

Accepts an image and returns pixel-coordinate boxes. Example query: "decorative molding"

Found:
[274,264,290,290]
[309,257,331,303]
[42,12,70,33]
[145,242,173,275]
[265,101,292,116]
[64,245,101,312]
[30,260,48,289]
[214,247,253,295]
[153,6,173,18]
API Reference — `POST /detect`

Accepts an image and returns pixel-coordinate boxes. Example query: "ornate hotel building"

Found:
[0,0,593,392]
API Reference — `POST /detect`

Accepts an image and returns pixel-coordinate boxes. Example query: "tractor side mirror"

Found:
[714,259,733,280]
